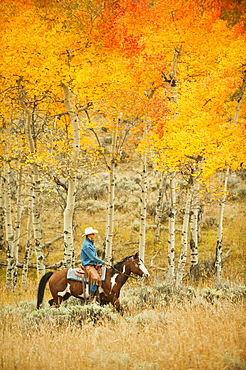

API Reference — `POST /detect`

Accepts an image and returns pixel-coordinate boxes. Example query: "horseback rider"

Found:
[81,227,109,302]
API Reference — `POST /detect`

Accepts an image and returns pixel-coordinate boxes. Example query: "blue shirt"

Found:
[81,237,105,267]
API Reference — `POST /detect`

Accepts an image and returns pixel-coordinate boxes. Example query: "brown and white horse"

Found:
[37,252,149,312]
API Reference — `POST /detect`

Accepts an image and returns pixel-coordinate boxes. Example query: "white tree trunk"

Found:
[3,162,15,289]
[0,172,4,251]
[154,173,166,243]
[105,116,119,263]
[105,162,116,263]
[190,180,200,281]
[62,84,80,268]
[176,182,193,287]
[19,85,45,276]
[31,164,46,276]
[63,176,76,268]
[215,168,229,283]
[139,124,147,262]
[166,47,181,282]
[12,166,23,287]
[22,175,33,289]
[167,172,176,283]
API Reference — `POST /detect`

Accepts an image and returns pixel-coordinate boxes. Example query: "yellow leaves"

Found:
[0,0,245,184]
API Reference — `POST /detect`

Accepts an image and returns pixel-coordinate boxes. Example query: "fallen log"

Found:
[0,259,82,270]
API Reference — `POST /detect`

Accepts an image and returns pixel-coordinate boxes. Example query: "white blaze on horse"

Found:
[37,252,149,312]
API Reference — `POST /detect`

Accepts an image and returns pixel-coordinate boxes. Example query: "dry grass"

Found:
[0,281,246,370]
[0,303,245,370]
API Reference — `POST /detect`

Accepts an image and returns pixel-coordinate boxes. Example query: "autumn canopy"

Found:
[1,0,245,171]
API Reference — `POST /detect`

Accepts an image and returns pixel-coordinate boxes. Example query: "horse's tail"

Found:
[37,271,53,309]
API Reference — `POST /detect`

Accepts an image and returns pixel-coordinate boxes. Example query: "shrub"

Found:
[201,216,217,229]
[78,199,106,214]
[25,304,119,327]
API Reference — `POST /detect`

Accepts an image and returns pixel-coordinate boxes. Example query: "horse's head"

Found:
[129,252,150,278]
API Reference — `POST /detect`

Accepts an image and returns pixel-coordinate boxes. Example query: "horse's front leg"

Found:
[111,296,124,314]
[99,291,119,309]
[101,282,123,313]
[113,298,120,311]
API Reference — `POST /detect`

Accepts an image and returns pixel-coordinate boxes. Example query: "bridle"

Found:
[110,260,145,280]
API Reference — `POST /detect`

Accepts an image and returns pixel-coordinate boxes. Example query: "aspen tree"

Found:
[22,174,33,289]
[12,166,23,287]
[215,71,246,283]
[104,162,116,263]
[154,173,166,243]
[86,116,119,263]
[176,174,194,288]
[18,84,45,276]
[0,173,4,251]
[215,168,229,283]
[165,45,181,282]
[104,116,121,263]
[190,180,200,282]
[62,84,81,268]
[139,123,148,262]
[166,172,176,283]
[3,162,15,289]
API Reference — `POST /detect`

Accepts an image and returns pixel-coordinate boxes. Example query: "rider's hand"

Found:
[104,262,110,266]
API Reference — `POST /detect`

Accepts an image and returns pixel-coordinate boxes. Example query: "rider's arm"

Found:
[84,244,105,265]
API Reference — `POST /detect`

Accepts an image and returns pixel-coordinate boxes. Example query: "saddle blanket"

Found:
[67,268,89,283]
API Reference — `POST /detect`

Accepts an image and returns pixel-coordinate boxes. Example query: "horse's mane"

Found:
[113,255,134,271]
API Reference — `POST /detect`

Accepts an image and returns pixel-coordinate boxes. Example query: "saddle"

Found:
[74,265,105,280]
[74,266,87,278]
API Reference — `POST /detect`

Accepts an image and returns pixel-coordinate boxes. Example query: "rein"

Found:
[109,266,143,280]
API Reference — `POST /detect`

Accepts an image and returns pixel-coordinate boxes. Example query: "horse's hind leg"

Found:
[49,289,62,308]
[55,283,71,307]
[57,295,63,307]
[49,296,60,308]
[48,299,54,306]
[50,293,65,308]
[57,292,71,307]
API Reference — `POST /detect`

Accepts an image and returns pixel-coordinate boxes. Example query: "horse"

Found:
[37,252,149,312]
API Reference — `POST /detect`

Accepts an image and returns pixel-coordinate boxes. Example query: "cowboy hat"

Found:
[82,227,99,237]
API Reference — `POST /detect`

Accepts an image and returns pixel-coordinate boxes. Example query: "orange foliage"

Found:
[0,0,245,178]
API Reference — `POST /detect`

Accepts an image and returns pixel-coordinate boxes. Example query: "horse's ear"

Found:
[133,252,139,259]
